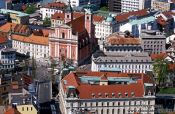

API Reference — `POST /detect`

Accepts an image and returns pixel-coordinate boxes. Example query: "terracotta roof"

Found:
[46,2,66,8]
[12,34,48,45]
[106,33,140,45]
[150,53,168,60]
[62,71,154,99]
[51,12,84,20]
[93,15,104,22]
[77,83,144,99]
[4,107,21,114]
[0,23,31,35]
[51,12,65,20]
[67,16,85,33]
[51,12,104,22]
[0,23,17,33]
[0,37,8,44]
[115,9,148,22]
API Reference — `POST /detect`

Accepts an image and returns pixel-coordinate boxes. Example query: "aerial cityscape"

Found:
[0,0,175,114]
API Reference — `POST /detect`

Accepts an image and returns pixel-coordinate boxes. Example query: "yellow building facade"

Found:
[17,105,38,114]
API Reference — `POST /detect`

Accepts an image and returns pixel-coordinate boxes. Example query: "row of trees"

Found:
[153,58,175,87]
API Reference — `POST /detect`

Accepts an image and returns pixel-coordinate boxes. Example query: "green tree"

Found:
[153,58,168,86]
[25,5,36,14]
[100,6,108,11]
[43,17,51,27]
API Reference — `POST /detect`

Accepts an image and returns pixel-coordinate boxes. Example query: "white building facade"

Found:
[121,0,151,12]
[59,72,156,114]
[91,52,153,73]
[57,0,101,7]
[12,35,49,59]
[40,7,63,20]
[95,15,119,41]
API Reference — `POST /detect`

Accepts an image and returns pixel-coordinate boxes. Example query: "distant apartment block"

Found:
[152,0,174,12]
[140,30,166,54]
[0,9,29,24]
[121,0,152,12]
[58,0,101,7]
[0,48,16,70]
[108,0,151,12]
[40,2,66,20]
[0,23,49,59]
[59,71,156,114]
[93,32,152,73]
[108,0,121,12]
[95,14,119,40]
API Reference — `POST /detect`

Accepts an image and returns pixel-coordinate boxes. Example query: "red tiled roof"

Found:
[62,72,154,99]
[115,9,148,22]
[150,53,168,60]
[12,34,48,45]
[4,107,21,114]
[77,84,144,99]
[106,33,140,45]
[67,16,85,33]
[93,15,104,22]
[51,12,104,22]
[47,2,66,8]
[0,37,7,44]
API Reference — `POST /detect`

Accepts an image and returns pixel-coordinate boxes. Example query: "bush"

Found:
[25,5,36,14]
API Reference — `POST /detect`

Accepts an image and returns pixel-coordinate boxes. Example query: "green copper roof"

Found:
[106,14,115,22]
[0,9,29,17]
[129,16,155,25]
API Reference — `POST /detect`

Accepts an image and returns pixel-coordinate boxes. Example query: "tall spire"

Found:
[85,0,93,14]
[65,0,73,13]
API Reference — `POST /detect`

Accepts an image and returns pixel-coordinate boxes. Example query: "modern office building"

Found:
[108,0,151,13]
[59,71,156,114]
[140,30,166,54]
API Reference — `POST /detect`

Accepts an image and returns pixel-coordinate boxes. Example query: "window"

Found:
[62,32,65,38]
[31,107,33,111]
[27,107,28,111]
[87,16,89,20]
[67,15,69,18]
[22,107,24,111]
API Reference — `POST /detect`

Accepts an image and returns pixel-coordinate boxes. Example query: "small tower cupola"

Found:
[65,0,73,23]
[84,0,94,38]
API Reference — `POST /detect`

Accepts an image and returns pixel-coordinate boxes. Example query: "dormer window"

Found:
[105,93,108,98]
[148,91,151,96]
[118,93,122,98]
[125,92,128,97]
[98,93,102,97]
[131,92,135,97]
[112,93,115,97]
[92,93,95,98]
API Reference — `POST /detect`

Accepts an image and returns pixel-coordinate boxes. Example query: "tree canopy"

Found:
[43,17,51,27]
[25,5,36,14]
